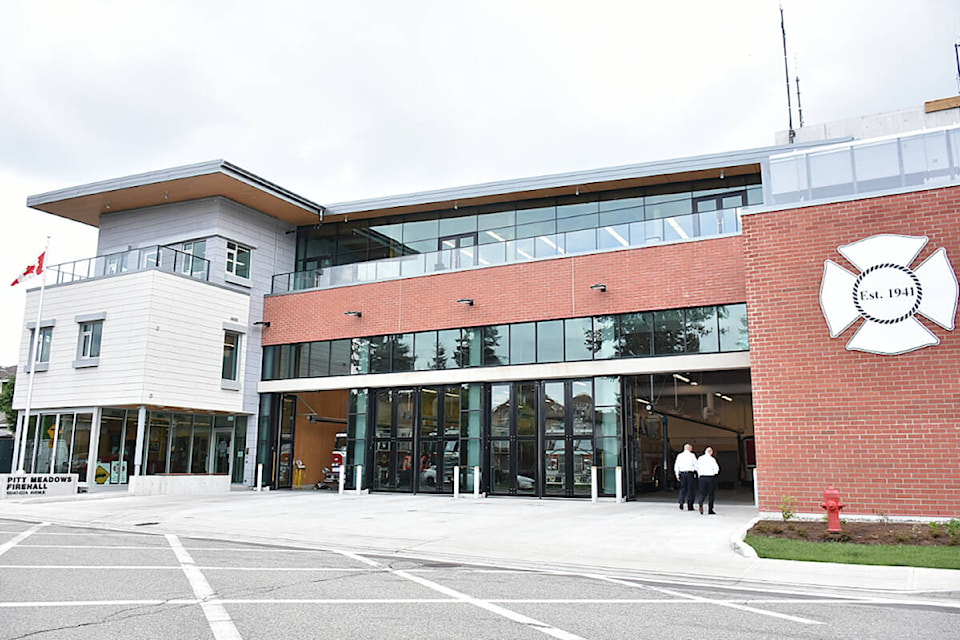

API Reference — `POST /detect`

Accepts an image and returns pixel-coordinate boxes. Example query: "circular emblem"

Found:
[852,263,922,324]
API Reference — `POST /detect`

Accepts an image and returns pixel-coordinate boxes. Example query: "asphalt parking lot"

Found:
[2,518,959,640]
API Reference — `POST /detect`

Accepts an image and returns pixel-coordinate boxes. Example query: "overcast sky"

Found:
[1,0,959,365]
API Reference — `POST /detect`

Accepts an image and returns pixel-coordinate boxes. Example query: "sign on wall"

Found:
[0,474,79,499]
[819,234,959,355]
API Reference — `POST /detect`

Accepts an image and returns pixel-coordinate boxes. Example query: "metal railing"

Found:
[47,245,210,285]
[271,207,742,293]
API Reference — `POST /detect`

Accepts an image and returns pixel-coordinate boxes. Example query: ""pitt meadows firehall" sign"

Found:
[0,474,79,499]
[820,234,959,355]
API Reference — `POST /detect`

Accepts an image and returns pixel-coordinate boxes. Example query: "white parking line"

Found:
[587,574,824,625]
[0,522,49,557]
[337,550,587,640]
[166,534,243,640]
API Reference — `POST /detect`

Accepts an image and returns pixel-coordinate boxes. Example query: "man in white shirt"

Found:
[696,447,720,515]
[673,443,698,511]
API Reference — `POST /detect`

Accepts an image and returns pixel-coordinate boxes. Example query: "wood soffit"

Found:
[29,173,324,228]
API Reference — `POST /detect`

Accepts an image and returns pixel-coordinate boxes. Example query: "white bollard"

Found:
[615,466,623,503]
[355,464,363,496]
[753,467,759,507]
[473,466,481,499]
[256,463,263,492]
[453,465,460,498]
[591,466,598,503]
[338,465,346,495]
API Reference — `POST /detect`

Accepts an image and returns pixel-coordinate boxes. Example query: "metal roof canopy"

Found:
[26,159,325,227]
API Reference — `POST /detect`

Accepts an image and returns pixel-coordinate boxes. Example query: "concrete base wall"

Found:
[128,474,231,496]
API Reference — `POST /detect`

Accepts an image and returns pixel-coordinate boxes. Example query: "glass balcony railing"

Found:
[47,245,210,285]
[272,207,742,294]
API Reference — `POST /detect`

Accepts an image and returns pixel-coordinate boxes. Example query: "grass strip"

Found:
[744,536,960,570]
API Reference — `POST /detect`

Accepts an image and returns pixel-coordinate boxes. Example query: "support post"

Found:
[133,405,146,477]
[591,466,598,503]
[473,466,481,499]
[256,463,263,492]
[453,465,460,498]
[615,466,623,503]
[338,464,346,494]
[355,464,363,495]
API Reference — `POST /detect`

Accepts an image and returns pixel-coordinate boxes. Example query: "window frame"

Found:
[225,241,251,279]
[222,330,243,387]
[73,312,105,369]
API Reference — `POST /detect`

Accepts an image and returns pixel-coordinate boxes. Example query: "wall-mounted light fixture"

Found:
[344,310,362,318]
[590,283,607,292]
[253,321,271,327]
[714,392,734,402]
[457,298,474,306]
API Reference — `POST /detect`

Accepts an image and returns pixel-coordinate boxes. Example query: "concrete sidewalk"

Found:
[0,489,956,597]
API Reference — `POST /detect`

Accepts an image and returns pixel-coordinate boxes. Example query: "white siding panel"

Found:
[13,271,249,413]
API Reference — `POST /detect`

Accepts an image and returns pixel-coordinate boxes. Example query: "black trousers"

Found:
[678,471,697,507]
[698,475,717,511]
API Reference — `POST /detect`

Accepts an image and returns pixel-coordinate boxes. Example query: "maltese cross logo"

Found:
[819,234,958,355]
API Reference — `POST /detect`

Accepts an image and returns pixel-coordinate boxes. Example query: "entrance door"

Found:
[213,429,233,476]
[544,380,595,497]
[276,395,296,488]
[488,383,539,496]
[438,233,477,270]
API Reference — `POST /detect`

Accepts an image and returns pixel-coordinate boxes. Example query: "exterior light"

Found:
[457,298,474,306]
[253,321,271,327]
[590,283,606,292]
[344,310,362,318]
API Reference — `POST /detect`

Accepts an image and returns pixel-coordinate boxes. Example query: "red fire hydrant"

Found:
[820,485,844,533]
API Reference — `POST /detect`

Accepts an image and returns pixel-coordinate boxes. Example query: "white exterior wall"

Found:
[13,270,250,413]
[94,196,298,483]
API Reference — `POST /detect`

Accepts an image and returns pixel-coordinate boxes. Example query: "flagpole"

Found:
[15,237,50,475]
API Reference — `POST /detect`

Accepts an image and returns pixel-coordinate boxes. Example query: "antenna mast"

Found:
[796,75,804,127]
[955,39,960,93]
[780,5,795,143]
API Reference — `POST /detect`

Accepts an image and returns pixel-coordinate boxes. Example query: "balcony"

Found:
[271,207,742,294]
[47,245,210,285]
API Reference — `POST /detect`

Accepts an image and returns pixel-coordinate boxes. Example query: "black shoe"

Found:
[679,503,683,510]
[698,505,704,514]
[709,510,717,515]
[687,505,694,511]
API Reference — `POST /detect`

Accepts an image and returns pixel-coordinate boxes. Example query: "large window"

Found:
[222,331,242,381]
[263,303,749,381]
[78,321,102,359]
[181,240,207,277]
[29,325,53,369]
[226,241,251,279]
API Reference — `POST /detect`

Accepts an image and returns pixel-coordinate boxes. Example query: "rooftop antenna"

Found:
[955,39,960,93]
[780,4,796,143]
[795,74,805,128]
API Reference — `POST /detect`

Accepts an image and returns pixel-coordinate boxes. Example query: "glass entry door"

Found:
[213,429,233,475]
[544,380,595,497]
[488,383,538,496]
[276,395,296,488]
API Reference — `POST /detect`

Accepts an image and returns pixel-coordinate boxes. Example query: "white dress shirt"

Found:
[696,453,720,477]
[674,450,697,477]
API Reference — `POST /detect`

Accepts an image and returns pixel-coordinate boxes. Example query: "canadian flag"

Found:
[10,252,46,286]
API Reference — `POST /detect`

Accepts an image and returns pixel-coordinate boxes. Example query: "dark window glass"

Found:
[719,303,750,351]
[436,329,460,369]
[458,327,482,367]
[376,390,393,437]
[516,204,555,224]
[307,341,330,377]
[262,345,278,380]
[296,342,311,378]
[351,337,371,374]
[618,312,652,357]
[420,387,440,437]
[592,315,617,359]
[537,320,564,363]
[330,339,351,375]
[510,322,536,365]
[393,334,414,372]
[483,325,509,366]
[564,317,594,362]
[414,331,438,371]
[396,389,415,438]
[685,306,719,353]
[516,220,556,239]
[653,309,686,354]
[516,383,537,437]
[368,336,391,373]
[490,384,510,437]
[645,193,692,219]
[439,214,477,236]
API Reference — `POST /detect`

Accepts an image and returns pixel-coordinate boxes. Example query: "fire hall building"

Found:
[12,100,960,519]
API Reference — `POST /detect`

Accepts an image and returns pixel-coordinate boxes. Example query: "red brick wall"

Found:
[262,236,746,344]
[743,187,960,518]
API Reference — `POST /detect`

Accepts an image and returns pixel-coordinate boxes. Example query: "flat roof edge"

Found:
[323,139,844,215]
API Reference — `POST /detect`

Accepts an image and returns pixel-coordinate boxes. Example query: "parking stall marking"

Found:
[336,549,588,640]
[166,534,242,640]
[586,573,824,625]
[0,522,49,557]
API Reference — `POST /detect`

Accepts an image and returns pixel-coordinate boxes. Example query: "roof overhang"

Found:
[26,160,325,227]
